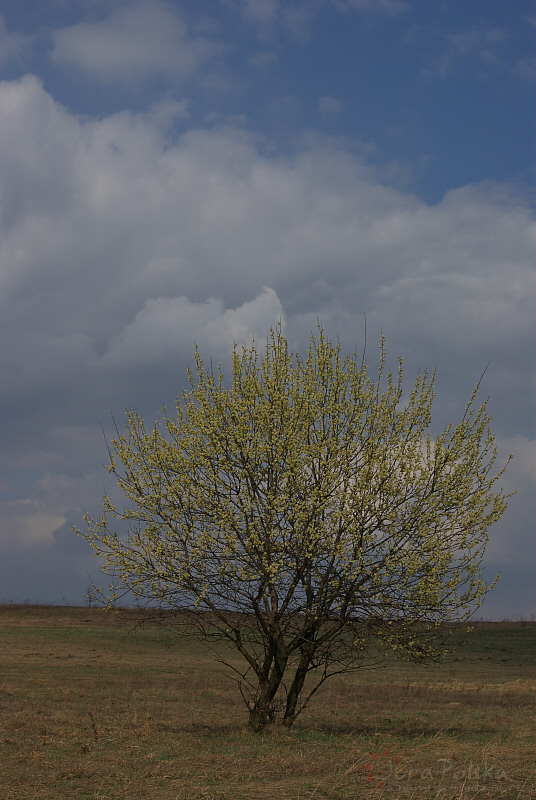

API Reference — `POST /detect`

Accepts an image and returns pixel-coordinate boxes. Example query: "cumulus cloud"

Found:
[51,0,225,82]
[2,75,533,364]
[1,501,65,552]
[1,76,533,405]
[100,287,284,369]
[0,74,533,610]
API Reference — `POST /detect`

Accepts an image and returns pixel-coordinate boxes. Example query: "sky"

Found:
[0,0,534,618]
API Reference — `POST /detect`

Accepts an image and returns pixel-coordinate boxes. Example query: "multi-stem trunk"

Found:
[248,642,288,731]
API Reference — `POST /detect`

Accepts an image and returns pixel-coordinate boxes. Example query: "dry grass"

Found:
[0,605,534,799]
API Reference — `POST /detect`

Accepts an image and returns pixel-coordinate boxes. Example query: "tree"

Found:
[80,326,511,730]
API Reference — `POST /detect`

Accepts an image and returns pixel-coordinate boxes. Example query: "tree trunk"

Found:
[248,700,275,731]
[282,648,313,727]
[248,645,288,731]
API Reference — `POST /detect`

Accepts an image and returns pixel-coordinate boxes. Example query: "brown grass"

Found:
[0,605,534,799]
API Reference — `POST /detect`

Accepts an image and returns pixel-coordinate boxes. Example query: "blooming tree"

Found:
[80,326,511,729]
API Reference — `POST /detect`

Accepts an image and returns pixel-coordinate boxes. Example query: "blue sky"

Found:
[0,0,534,616]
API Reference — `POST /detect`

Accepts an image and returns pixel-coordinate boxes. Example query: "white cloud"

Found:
[372,184,535,348]
[0,500,65,551]
[1,76,533,368]
[1,75,533,393]
[51,0,225,82]
[100,287,284,369]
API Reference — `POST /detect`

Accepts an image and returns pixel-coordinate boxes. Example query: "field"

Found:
[0,605,534,800]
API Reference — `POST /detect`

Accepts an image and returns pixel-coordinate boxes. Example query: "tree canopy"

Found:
[80,326,511,729]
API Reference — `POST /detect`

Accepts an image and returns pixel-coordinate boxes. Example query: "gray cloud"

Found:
[51,0,225,82]
[0,74,533,613]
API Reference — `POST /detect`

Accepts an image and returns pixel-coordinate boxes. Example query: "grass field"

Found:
[0,605,534,799]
